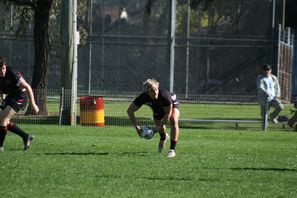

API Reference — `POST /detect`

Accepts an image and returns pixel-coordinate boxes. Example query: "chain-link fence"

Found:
[278,25,294,103]
[0,0,277,96]
[80,0,275,97]
[8,88,292,131]
[0,0,295,129]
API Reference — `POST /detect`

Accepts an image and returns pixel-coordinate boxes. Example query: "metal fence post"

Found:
[262,100,268,131]
[169,0,176,93]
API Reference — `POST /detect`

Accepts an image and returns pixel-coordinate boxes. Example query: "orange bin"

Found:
[80,96,104,127]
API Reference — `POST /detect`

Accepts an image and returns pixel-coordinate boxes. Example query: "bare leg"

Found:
[154,119,168,153]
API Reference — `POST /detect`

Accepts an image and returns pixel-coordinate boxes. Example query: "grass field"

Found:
[1,125,297,197]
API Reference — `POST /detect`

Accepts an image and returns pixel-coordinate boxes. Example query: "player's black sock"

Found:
[0,126,8,147]
[170,140,177,150]
[159,133,167,141]
[7,122,28,139]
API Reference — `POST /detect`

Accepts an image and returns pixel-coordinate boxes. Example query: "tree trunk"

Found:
[26,0,52,115]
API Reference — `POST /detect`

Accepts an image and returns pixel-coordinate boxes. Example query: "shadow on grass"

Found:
[143,176,193,181]
[96,175,220,182]
[44,152,109,156]
[44,151,150,157]
[143,177,221,182]
[95,174,195,181]
[228,167,297,172]
[121,151,150,156]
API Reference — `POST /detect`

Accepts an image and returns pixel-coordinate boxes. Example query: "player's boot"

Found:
[23,135,34,150]
[158,133,169,153]
[270,115,278,124]
[167,149,176,158]
[272,118,278,124]
[0,147,3,152]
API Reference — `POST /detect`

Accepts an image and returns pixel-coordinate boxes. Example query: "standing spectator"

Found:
[0,55,39,151]
[257,64,283,124]
[127,79,180,158]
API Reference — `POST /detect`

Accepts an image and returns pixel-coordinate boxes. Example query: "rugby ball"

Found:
[140,125,154,139]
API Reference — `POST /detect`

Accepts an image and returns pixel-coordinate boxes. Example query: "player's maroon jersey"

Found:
[0,66,23,96]
[133,89,178,120]
[0,66,28,112]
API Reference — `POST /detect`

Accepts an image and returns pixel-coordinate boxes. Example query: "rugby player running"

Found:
[0,55,39,151]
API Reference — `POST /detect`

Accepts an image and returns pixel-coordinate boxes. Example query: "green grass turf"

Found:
[1,125,297,197]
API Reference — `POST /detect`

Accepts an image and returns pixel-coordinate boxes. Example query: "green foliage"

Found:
[176,0,272,35]
[1,125,297,197]
[8,3,34,36]
[1,0,89,42]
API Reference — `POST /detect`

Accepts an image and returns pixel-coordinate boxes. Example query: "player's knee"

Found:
[280,104,284,110]
[158,125,166,133]
[170,120,179,130]
[0,122,8,127]
[0,118,10,127]
[276,104,284,111]
[159,132,167,141]
[162,125,167,131]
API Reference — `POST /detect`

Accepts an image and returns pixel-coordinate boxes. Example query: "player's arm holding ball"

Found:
[127,102,142,136]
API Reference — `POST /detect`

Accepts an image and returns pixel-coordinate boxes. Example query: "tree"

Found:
[2,0,53,115]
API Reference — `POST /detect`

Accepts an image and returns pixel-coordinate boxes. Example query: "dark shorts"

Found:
[153,94,179,120]
[171,94,179,109]
[1,92,28,112]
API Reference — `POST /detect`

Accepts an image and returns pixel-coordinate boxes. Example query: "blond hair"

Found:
[143,79,159,92]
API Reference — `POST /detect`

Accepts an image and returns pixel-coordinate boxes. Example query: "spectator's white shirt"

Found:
[265,75,275,101]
